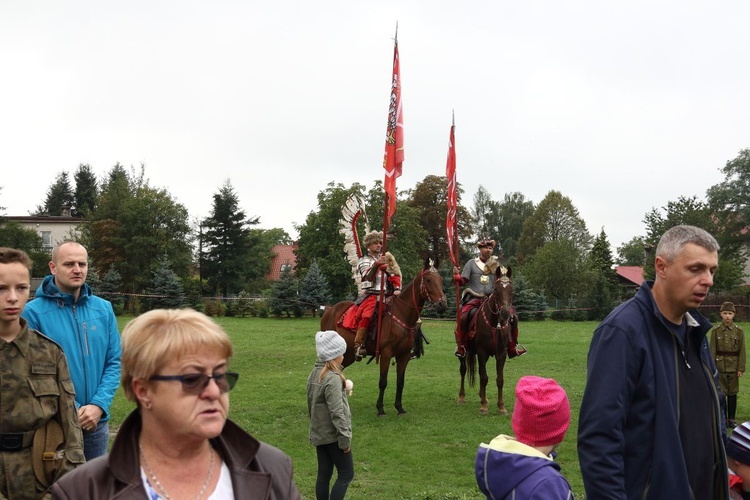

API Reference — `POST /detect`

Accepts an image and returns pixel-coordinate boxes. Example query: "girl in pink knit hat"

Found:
[475,375,573,499]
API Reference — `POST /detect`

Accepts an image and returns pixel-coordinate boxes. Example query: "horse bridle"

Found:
[479,275,513,334]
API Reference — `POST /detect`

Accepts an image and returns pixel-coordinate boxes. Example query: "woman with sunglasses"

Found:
[51,308,300,499]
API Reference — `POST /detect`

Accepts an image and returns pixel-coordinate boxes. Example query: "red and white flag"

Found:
[382,37,403,228]
[445,117,458,267]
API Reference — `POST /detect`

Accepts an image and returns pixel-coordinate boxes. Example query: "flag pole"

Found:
[446,111,462,350]
[377,23,402,361]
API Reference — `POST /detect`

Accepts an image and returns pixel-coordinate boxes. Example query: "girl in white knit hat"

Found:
[306,330,353,499]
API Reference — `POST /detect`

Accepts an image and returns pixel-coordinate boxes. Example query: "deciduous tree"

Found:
[616,236,647,267]
[80,163,192,300]
[642,195,746,291]
[518,190,592,262]
[0,222,48,275]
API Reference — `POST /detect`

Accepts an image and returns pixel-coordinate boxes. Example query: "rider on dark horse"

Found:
[452,238,526,359]
[353,230,402,361]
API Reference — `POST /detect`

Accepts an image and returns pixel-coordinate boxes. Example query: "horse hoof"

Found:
[457,397,466,404]
[479,408,489,415]
[498,408,508,415]
[397,411,408,416]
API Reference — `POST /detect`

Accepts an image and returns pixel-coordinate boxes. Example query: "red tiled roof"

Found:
[615,266,644,286]
[267,244,297,281]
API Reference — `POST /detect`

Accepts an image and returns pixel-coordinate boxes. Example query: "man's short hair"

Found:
[51,240,85,262]
[0,247,33,271]
[655,225,719,262]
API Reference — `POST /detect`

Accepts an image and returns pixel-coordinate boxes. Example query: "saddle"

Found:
[460,308,480,341]
[338,303,389,337]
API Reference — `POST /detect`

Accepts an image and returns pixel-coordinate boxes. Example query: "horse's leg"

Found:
[394,354,409,415]
[495,354,508,415]
[477,353,490,415]
[457,357,467,404]
[376,353,391,417]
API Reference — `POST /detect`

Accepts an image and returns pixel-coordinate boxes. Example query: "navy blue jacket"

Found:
[578,282,728,499]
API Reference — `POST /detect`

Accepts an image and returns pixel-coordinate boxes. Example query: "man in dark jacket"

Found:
[578,225,729,499]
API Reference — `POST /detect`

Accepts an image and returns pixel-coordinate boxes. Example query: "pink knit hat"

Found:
[512,376,570,447]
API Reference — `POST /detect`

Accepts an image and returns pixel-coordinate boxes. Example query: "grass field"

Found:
[107,316,749,499]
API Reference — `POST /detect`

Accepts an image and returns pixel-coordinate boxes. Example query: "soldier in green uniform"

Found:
[710,301,746,429]
[0,248,84,498]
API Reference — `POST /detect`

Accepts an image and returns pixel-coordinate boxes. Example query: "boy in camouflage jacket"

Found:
[0,248,84,499]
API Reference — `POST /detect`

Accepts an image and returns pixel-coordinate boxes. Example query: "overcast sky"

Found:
[2,1,749,251]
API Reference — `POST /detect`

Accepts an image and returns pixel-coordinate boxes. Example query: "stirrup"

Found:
[509,344,527,359]
[454,345,466,359]
[354,344,366,361]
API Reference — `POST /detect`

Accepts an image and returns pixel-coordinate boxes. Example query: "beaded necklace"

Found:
[140,442,215,500]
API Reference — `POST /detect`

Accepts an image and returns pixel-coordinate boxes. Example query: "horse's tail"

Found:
[466,345,477,387]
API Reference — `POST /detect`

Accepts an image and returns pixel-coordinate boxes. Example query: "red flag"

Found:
[383,37,403,227]
[445,118,458,267]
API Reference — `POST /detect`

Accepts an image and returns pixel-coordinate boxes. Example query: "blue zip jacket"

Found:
[475,435,573,499]
[578,281,728,499]
[22,275,122,421]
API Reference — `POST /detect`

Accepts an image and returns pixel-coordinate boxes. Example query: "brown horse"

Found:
[321,257,447,416]
[457,266,517,415]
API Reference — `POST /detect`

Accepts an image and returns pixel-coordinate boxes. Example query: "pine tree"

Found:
[513,274,547,322]
[73,163,98,216]
[299,261,331,317]
[201,180,259,297]
[36,171,75,215]
[270,268,302,317]
[99,266,124,310]
[145,256,186,310]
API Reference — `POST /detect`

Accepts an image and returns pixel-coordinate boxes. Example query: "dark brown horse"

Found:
[457,266,517,414]
[321,257,447,416]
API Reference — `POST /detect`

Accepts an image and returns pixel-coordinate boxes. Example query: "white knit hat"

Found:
[315,330,347,362]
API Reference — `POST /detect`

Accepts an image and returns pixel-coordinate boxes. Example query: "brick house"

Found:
[267,243,297,281]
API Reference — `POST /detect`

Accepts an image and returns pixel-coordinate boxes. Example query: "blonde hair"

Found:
[120,308,233,402]
[319,360,346,390]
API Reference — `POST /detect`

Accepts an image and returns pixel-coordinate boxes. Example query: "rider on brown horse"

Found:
[353,230,402,360]
[452,238,526,359]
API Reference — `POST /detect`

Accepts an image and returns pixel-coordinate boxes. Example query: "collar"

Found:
[108,410,264,485]
[0,318,31,354]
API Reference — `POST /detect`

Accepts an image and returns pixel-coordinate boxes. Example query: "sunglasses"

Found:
[149,372,239,394]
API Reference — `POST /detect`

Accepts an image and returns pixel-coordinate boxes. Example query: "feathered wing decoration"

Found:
[339,194,371,288]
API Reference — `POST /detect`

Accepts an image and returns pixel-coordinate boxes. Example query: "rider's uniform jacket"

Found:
[460,256,498,299]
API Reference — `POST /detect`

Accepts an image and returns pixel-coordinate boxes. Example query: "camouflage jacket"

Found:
[711,322,746,374]
[0,319,84,499]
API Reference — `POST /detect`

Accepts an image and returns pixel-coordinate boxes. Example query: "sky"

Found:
[2,1,749,252]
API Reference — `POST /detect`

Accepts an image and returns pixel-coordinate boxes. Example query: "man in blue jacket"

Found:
[578,225,728,499]
[22,241,122,461]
